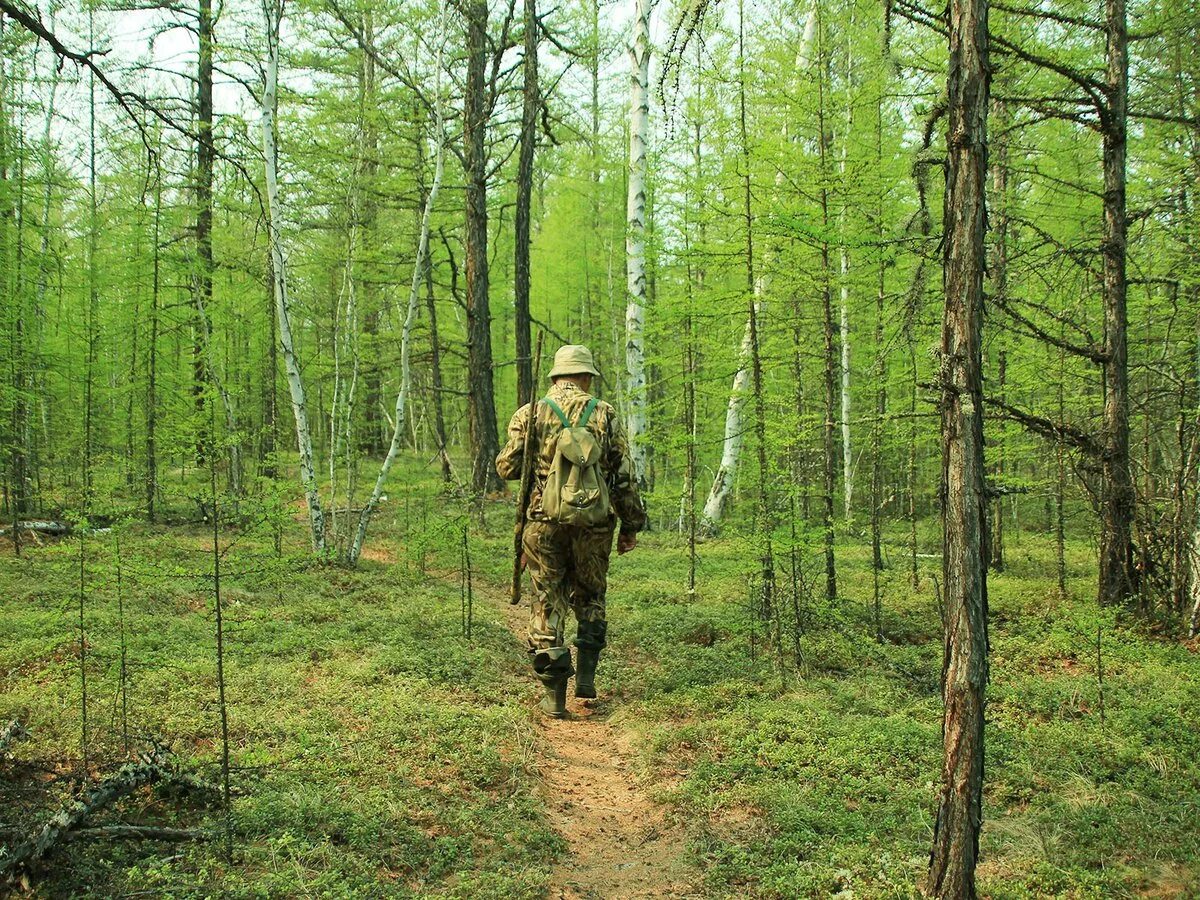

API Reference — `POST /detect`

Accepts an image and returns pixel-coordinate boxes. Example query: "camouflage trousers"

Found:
[522,520,614,651]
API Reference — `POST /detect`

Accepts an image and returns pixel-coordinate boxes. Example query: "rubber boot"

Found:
[532,646,574,718]
[574,620,607,699]
[574,647,600,699]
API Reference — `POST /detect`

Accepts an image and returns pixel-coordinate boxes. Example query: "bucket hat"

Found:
[548,344,600,379]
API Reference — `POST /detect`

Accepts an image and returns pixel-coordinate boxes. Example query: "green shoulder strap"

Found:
[542,397,570,429]
[577,397,600,428]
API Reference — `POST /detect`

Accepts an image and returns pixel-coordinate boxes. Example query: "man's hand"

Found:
[617,532,638,555]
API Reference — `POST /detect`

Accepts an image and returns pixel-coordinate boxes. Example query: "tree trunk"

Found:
[260,253,277,479]
[700,316,756,532]
[1097,0,1136,608]
[624,0,651,487]
[817,12,838,602]
[29,29,60,518]
[988,103,1011,575]
[84,8,98,514]
[871,56,887,634]
[426,257,452,483]
[359,10,383,455]
[463,0,503,495]
[513,0,537,407]
[262,0,325,553]
[839,29,854,524]
[2,21,32,519]
[194,0,214,464]
[926,0,990,889]
[146,147,162,521]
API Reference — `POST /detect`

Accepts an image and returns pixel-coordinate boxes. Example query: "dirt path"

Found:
[496,599,698,899]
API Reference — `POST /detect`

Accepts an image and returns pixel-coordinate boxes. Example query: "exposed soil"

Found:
[497,594,698,899]
[537,705,694,900]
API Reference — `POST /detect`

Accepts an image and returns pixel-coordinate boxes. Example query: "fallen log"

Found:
[0,748,186,875]
[66,825,209,843]
[0,521,71,538]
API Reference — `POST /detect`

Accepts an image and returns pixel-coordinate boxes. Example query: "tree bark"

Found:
[194,0,214,464]
[2,20,32,518]
[0,749,178,874]
[463,0,503,494]
[513,0,538,407]
[926,0,990,889]
[359,10,383,455]
[624,0,651,487]
[1097,0,1136,608]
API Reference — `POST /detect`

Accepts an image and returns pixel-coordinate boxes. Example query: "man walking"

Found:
[496,345,647,717]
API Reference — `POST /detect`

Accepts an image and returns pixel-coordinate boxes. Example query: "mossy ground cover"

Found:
[2,458,1198,898]
[0,466,557,898]
[608,530,1200,899]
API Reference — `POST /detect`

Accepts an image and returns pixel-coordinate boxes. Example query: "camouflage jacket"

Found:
[496,381,647,534]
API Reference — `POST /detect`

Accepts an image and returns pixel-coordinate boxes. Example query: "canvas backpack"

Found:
[539,396,612,527]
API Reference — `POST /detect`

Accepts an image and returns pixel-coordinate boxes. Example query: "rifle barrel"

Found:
[511,331,545,604]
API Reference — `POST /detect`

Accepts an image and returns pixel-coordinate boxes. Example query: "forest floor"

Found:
[2,457,1200,898]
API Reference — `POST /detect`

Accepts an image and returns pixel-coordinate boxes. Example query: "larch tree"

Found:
[926,0,990,889]
[462,0,504,495]
[1097,0,1135,608]
[513,0,538,407]
[194,0,214,463]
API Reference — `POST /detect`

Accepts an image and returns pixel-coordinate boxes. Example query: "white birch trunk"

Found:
[1185,529,1200,632]
[262,0,326,553]
[839,32,855,522]
[347,7,447,566]
[699,5,817,533]
[700,310,758,531]
[624,0,651,485]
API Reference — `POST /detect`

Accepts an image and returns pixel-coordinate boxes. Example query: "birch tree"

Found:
[347,4,446,566]
[262,0,326,553]
[624,0,650,486]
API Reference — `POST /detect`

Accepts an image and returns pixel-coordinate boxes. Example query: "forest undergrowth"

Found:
[1,456,1198,898]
